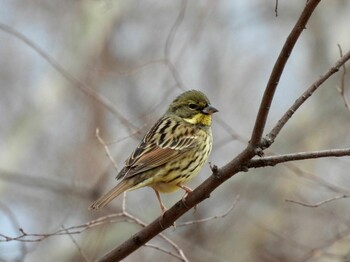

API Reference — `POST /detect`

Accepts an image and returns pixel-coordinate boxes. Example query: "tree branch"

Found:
[336,44,350,113]
[250,0,321,148]
[248,148,350,168]
[266,48,350,144]
[0,23,139,133]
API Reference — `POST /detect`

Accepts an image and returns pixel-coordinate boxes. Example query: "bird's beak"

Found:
[202,104,218,115]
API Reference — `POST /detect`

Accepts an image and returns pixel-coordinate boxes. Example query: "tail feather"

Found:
[88,180,131,210]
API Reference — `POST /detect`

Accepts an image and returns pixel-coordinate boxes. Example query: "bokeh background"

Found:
[1,1,350,261]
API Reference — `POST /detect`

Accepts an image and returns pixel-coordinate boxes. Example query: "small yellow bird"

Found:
[89,90,217,212]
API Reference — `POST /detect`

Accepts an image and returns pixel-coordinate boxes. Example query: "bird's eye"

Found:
[188,103,197,110]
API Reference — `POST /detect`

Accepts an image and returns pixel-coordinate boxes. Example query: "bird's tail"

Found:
[88,180,131,210]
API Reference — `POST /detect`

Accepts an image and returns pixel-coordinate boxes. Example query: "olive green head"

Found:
[166,90,218,126]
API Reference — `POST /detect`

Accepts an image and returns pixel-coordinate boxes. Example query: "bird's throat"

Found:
[184,113,212,126]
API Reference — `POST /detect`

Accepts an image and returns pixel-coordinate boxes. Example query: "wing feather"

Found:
[117,116,198,179]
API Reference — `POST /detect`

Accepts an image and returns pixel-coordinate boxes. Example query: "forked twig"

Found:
[177,195,239,227]
[63,226,90,262]
[95,128,120,173]
[144,244,188,262]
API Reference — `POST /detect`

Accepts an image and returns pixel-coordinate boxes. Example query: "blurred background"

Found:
[1,0,350,261]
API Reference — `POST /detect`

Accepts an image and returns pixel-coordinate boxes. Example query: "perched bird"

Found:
[89,90,218,212]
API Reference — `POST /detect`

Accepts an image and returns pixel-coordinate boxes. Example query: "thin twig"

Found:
[286,195,350,207]
[0,206,217,262]
[122,192,127,213]
[99,59,166,77]
[299,227,350,262]
[284,162,350,195]
[0,202,27,260]
[162,0,187,91]
[0,23,138,132]
[144,244,187,262]
[0,213,129,242]
[148,234,189,262]
[164,0,187,60]
[214,116,248,144]
[177,195,239,227]
[336,44,350,112]
[266,48,350,146]
[107,128,144,145]
[275,0,279,17]
[63,226,90,262]
[0,169,89,198]
[95,128,120,173]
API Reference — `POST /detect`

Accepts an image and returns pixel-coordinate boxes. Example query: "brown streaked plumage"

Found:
[89,90,218,212]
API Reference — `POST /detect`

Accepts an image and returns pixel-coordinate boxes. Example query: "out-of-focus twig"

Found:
[144,244,188,262]
[286,194,350,207]
[300,227,350,262]
[336,44,350,112]
[265,48,350,146]
[0,23,139,133]
[177,195,239,227]
[0,169,89,198]
[0,202,27,260]
[95,128,120,173]
[0,205,224,261]
[63,226,90,262]
[285,162,350,195]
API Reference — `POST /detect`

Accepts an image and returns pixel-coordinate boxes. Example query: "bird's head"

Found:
[167,90,218,126]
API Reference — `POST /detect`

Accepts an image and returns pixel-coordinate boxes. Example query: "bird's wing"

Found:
[117,117,198,179]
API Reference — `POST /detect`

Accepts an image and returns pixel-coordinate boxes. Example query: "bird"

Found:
[88,89,218,213]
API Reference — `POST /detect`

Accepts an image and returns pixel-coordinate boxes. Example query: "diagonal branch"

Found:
[250,0,321,147]
[0,23,139,132]
[266,49,350,144]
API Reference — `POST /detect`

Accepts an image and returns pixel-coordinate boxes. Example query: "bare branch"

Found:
[284,163,350,195]
[163,0,187,90]
[164,0,187,59]
[0,213,130,242]
[336,44,350,112]
[95,128,120,173]
[275,0,279,17]
[0,23,139,132]
[250,0,321,148]
[144,244,188,262]
[266,48,350,145]
[63,226,91,262]
[248,148,350,168]
[155,233,189,262]
[0,202,27,260]
[286,195,350,207]
[299,227,350,262]
[177,195,239,227]
[0,205,194,261]
[0,169,89,199]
